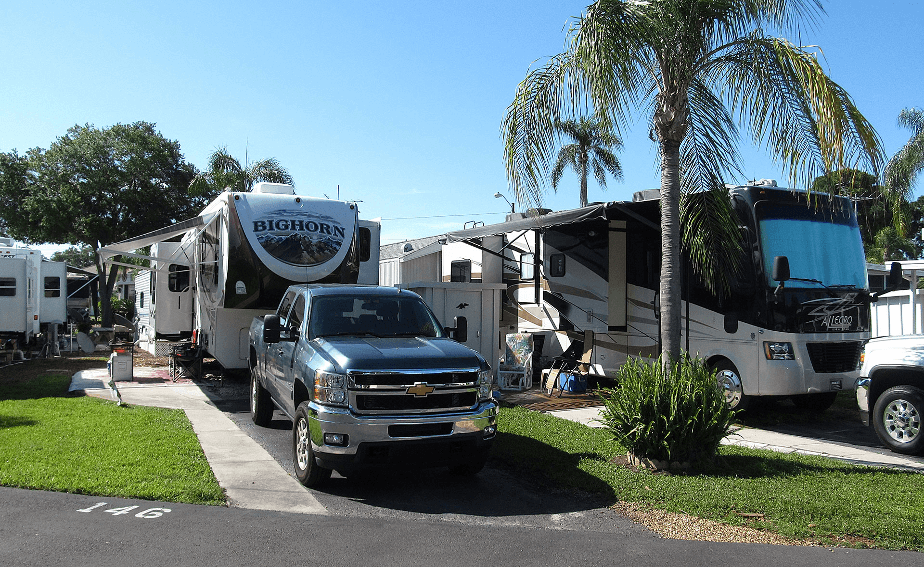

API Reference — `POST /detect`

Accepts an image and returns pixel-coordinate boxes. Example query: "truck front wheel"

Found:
[293,402,332,487]
[872,386,924,455]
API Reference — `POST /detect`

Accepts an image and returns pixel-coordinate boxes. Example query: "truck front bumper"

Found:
[307,400,499,472]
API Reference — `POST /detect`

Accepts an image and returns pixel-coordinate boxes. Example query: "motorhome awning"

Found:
[443,203,608,242]
[97,211,219,261]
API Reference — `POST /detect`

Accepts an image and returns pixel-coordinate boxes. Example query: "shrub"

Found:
[598,355,735,466]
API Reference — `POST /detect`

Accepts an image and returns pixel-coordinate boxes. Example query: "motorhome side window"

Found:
[520,253,535,280]
[451,260,472,282]
[44,277,61,298]
[359,227,371,262]
[168,264,190,292]
[0,277,16,297]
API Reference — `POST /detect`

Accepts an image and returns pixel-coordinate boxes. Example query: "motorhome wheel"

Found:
[714,360,750,411]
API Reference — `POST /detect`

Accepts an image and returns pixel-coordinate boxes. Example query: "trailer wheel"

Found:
[872,386,924,455]
[250,366,273,427]
[293,402,332,487]
[791,392,838,412]
[714,359,750,412]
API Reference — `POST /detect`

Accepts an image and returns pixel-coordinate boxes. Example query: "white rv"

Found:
[394,183,872,411]
[0,239,67,347]
[103,183,380,371]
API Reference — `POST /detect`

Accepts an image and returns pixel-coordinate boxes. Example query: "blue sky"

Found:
[1,1,922,257]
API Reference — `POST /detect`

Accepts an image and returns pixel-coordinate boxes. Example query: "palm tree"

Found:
[884,107,924,232]
[551,118,623,207]
[502,0,883,366]
[190,147,294,194]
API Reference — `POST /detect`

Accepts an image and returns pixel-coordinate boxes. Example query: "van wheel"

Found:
[791,392,838,412]
[250,366,273,427]
[714,360,750,412]
[293,402,332,487]
[872,386,924,455]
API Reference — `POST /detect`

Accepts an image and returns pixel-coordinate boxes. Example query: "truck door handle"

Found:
[277,349,284,356]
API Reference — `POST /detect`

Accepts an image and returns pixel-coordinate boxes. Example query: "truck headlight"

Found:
[314,371,348,406]
[478,369,493,401]
[763,341,795,360]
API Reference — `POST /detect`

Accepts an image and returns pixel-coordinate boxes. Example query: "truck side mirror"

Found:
[447,316,468,343]
[263,314,281,344]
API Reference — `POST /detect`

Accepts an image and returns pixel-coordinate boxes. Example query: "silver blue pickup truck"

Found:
[248,284,497,487]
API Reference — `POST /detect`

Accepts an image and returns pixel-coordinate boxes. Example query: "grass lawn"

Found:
[495,404,924,551]
[0,370,225,506]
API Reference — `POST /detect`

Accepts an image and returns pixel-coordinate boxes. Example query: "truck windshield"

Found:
[308,295,444,339]
[756,201,868,290]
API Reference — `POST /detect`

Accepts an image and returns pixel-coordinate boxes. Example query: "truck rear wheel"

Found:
[250,366,273,427]
[872,386,924,455]
[293,402,332,487]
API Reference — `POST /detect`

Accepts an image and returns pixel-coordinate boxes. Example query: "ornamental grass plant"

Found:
[598,355,735,466]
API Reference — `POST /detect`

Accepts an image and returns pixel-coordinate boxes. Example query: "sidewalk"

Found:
[548,405,924,473]
[69,367,328,515]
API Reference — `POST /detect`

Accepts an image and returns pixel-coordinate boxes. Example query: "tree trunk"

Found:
[660,139,683,369]
[579,152,589,208]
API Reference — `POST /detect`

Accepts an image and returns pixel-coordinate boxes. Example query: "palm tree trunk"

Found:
[579,153,589,207]
[660,139,683,369]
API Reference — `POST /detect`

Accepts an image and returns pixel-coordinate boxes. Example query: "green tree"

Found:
[551,117,623,207]
[884,107,924,232]
[0,122,213,327]
[189,147,293,194]
[502,0,883,365]
[50,244,96,268]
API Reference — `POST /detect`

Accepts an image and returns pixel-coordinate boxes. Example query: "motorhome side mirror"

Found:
[263,314,281,344]
[772,256,790,283]
[448,316,468,343]
[887,262,903,292]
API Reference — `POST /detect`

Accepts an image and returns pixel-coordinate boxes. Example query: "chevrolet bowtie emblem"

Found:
[407,383,434,397]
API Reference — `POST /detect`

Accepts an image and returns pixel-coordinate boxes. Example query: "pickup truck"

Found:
[856,335,924,455]
[248,284,498,486]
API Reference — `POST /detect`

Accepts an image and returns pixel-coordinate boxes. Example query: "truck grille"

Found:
[806,342,862,373]
[348,370,480,415]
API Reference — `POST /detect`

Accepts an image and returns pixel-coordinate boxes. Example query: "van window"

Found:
[0,277,15,297]
[44,276,61,298]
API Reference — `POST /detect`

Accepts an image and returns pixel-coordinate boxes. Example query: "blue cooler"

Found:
[558,373,587,393]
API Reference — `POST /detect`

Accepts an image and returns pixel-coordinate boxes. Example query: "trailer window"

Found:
[44,277,61,298]
[0,277,15,297]
[450,260,471,282]
[359,227,372,262]
[168,264,190,292]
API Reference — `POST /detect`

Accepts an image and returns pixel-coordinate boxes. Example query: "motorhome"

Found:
[102,183,380,370]
[386,182,872,411]
[0,239,67,349]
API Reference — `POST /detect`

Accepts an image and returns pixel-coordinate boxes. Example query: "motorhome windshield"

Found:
[756,201,867,290]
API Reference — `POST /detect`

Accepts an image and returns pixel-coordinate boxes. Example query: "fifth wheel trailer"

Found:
[395,182,872,411]
[0,239,67,348]
[102,182,379,371]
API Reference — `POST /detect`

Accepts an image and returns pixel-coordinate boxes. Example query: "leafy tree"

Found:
[50,244,96,268]
[884,108,924,214]
[0,122,213,327]
[189,147,293,194]
[551,117,623,207]
[502,0,883,366]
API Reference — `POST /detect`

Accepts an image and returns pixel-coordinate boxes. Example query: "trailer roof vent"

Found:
[750,179,777,187]
[251,182,296,195]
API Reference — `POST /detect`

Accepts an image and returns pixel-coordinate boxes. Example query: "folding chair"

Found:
[544,330,594,396]
[497,333,533,391]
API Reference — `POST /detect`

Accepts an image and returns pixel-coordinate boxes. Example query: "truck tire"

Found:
[713,359,750,412]
[250,366,273,427]
[791,392,838,412]
[872,386,924,455]
[293,402,332,487]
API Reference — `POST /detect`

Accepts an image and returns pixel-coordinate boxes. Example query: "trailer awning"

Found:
[98,211,219,261]
[443,203,608,242]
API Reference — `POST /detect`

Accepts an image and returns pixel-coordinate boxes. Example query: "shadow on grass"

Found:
[0,374,72,401]
[0,415,38,429]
